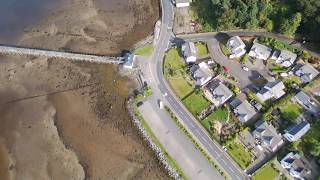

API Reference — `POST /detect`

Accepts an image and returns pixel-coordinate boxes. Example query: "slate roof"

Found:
[227,36,246,54]
[274,50,297,67]
[248,42,272,60]
[204,80,233,106]
[294,63,319,83]
[280,152,312,179]
[190,62,213,86]
[284,121,310,142]
[252,120,284,152]
[256,80,286,102]
[233,100,257,123]
[293,91,320,115]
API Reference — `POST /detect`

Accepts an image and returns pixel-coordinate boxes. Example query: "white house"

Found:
[123,53,136,69]
[256,80,286,102]
[175,0,190,8]
[182,41,197,64]
[190,62,213,86]
[248,42,272,60]
[226,36,246,58]
[271,50,297,67]
[284,121,310,142]
[294,63,319,83]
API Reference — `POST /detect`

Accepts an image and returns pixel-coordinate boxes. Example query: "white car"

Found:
[222,146,227,151]
[242,66,249,71]
[159,100,164,109]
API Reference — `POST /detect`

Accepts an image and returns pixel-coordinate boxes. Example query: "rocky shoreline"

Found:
[127,98,181,180]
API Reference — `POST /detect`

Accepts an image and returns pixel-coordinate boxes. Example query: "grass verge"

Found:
[165,106,228,180]
[134,44,154,56]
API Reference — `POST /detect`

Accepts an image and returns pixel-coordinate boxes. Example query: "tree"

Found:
[263,19,273,31]
[279,13,302,37]
[217,9,236,30]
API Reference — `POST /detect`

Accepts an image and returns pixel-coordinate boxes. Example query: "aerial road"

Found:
[141,0,247,179]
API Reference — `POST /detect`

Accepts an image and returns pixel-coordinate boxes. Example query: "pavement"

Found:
[139,98,223,180]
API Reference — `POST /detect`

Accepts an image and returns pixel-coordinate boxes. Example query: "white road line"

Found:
[236,175,242,180]
[221,158,227,165]
[228,167,235,173]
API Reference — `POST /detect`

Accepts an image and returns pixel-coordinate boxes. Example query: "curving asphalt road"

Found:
[143,0,247,180]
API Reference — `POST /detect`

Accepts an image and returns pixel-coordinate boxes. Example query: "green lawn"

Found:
[253,162,280,180]
[219,43,231,56]
[164,48,185,72]
[183,92,210,116]
[196,43,209,57]
[227,140,253,169]
[164,48,194,99]
[280,103,302,122]
[134,44,154,56]
[168,78,193,99]
[202,108,229,134]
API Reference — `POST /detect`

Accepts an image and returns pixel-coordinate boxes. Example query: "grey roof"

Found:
[275,50,297,67]
[294,63,319,83]
[252,120,284,152]
[257,80,286,101]
[248,42,272,60]
[293,91,320,115]
[123,53,135,68]
[182,42,196,57]
[233,100,257,123]
[205,80,233,106]
[227,36,245,53]
[280,152,311,179]
[284,121,310,141]
[190,62,213,86]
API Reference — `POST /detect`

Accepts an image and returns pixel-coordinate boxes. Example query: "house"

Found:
[280,152,312,180]
[248,42,272,60]
[292,91,320,116]
[271,50,297,67]
[123,53,136,69]
[256,80,286,102]
[204,80,233,107]
[175,0,190,8]
[190,62,213,86]
[182,41,197,63]
[284,121,310,142]
[226,36,246,58]
[294,63,319,83]
[233,100,257,123]
[252,120,284,152]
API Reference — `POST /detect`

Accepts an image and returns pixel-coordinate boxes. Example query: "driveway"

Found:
[139,98,223,180]
[206,38,274,89]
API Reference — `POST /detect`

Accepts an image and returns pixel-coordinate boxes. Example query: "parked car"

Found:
[222,146,228,151]
[242,66,249,71]
[158,100,164,109]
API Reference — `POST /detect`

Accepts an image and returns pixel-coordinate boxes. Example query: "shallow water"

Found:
[0,0,66,43]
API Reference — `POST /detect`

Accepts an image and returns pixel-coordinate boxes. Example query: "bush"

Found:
[240,54,249,64]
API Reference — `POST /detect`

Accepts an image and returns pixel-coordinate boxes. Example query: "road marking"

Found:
[221,158,227,165]
[236,175,242,180]
[228,167,235,173]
